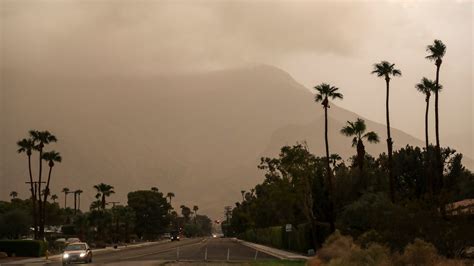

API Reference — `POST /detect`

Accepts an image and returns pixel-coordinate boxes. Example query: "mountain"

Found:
[1,65,471,218]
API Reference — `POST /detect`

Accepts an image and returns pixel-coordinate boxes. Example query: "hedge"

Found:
[239,223,331,254]
[0,240,48,257]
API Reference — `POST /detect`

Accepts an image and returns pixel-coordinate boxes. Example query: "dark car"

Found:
[170,231,180,241]
[62,242,92,265]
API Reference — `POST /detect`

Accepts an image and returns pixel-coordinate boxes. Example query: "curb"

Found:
[235,238,309,261]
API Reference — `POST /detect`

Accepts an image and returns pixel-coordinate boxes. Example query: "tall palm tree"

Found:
[313,83,343,233]
[94,183,115,209]
[166,192,175,206]
[62,187,70,208]
[41,151,62,205]
[371,61,401,202]
[30,130,57,238]
[193,205,199,217]
[10,191,18,199]
[17,138,38,239]
[340,118,380,175]
[314,83,343,189]
[426,39,446,193]
[51,194,58,203]
[416,77,440,150]
[75,190,83,211]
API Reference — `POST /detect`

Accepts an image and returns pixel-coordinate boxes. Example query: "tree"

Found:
[62,187,70,209]
[240,190,246,201]
[75,190,83,211]
[51,194,58,203]
[10,191,18,200]
[193,205,199,222]
[415,78,440,150]
[166,192,175,207]
[415,77,441,195]
[371,61,401,202]
[128,190,171,239]
[314,82,343,232]
[426,39,447,193]
[181,205,192,223]
[30,130,57,239]
[340,118,379,176]
[41,151,62,222]
[151,187,159,192]
[329,154,342,170]
[17,138,38,239]
[94,183,115,210]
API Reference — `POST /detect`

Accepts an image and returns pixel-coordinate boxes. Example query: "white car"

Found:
[62,242,93,265]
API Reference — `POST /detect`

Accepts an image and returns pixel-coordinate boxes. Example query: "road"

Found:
[3,238,280,265]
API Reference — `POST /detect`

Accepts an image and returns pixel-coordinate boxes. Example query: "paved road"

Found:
[3,238,278,265]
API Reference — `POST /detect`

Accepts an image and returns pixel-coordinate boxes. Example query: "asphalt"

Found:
[1,238,280,265]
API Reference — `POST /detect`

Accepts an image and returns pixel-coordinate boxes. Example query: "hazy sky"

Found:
[1,0,473,155]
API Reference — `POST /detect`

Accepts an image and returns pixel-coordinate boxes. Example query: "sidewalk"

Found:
[235,238,309,260]
[1,240,168,265]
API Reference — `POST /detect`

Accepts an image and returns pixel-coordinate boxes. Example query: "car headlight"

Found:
[63,253,69,259]
[80,252,86,257]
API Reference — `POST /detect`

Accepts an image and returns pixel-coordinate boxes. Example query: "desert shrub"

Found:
[317,231,355,263]
[328,244,392,266]
[396,239,439,266]
[357,230,385,248]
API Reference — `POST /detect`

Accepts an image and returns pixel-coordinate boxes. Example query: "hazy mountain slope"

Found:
[1,65,470,218]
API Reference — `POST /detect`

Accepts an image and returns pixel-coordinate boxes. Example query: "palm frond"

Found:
[364,131,380,143]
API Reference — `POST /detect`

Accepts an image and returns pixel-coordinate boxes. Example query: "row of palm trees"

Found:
[17,130,62,240]
[314,39,447,232]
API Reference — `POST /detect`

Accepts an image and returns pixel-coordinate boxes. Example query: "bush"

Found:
[396,239,438,266]
[317,231,355,263]
[0,240,47,257]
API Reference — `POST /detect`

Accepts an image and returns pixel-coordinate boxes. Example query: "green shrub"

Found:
[0,240,47,257]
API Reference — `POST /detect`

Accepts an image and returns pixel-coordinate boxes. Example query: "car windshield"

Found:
[65,244,86,251]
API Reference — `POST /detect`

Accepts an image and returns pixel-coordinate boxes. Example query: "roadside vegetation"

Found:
[225,40,474,261]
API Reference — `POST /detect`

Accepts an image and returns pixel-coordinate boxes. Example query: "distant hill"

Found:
[1,65,471,218]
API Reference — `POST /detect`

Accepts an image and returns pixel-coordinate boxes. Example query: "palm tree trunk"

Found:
[38,146,44,239]
[27,154,38,239]
[42,166,53,230]
[64,193,67,209]
[102,194,106,209]
[434,63,442,192]
[324,105,335,233]
[424,97,433,195]
[385,78,395,203]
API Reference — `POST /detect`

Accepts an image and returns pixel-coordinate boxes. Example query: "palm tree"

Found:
[10,191,18,200]
[193,205,199,217]
[416,77,440,150]
[340,118,380,175]
[62,187,70,208]
[371,61,401,202]
[17,137,38,239]
[314,83,343,187]
[240,190,246,201]
[94,183,115,209]
[75,190,83,211]
[314,83,343,233]
[329,154,342,170]
[51,194,58,203]
[41,151,62,205]
[30,130,57,238]
[426,39,446,193]
[166,192,175,206]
